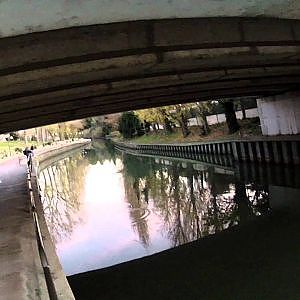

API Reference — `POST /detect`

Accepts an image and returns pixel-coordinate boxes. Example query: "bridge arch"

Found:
[0,17,300,133]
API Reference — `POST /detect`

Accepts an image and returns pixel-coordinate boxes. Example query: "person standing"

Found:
[23,146,33,168]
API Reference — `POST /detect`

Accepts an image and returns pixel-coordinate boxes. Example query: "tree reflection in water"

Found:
[39,152,89,245]
[121,152,271,248]
[39,142,271,256]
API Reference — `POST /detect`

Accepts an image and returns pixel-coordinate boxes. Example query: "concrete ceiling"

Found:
[1,0,300,37]
[0,17,300,133]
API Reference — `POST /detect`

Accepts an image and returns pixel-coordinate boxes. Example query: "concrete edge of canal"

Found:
[112,136,300,165]
[30,140,91,299]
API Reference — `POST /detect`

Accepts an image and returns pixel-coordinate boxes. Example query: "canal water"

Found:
[38,140,300,278]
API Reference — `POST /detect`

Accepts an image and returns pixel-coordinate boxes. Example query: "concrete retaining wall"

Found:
[30,140,90,299]
[114,137,300,165]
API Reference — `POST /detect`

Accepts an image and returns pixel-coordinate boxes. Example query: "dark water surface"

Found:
[39,140,300,299]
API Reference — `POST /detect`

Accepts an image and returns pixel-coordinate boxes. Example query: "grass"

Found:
[0,141,40,159]
[124,117,262,145]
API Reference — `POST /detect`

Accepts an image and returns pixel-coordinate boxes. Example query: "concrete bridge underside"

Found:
[1,17,300,133]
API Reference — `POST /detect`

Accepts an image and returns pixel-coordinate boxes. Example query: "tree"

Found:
[102,123,112,137]
[158,107,174,134]
[83,117,97,130]
[240,100,247,120]
[172,104,191,137]
[45,124,59,141]
[137,104,193,137]
[220,100,240,134]
[136,107,173,133]
[195,101,214,136]
[118,111,142,139]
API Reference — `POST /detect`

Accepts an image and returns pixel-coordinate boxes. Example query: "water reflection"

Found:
[39,152,89,244]
[121,153,271,247]
[39,141,298,276]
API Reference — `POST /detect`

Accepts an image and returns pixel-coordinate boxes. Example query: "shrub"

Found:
[118,112,142,139]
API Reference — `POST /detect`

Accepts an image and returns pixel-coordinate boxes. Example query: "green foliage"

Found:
[14,147,23,153]
[123,153,152,179]
[102,123,112,137]
[85,148,98,165]
[118,111,142,139]
[83,117,97,130]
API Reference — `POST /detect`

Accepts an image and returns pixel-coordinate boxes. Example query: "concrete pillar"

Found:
[223,155,229,166]
[263,141,271,162]
[239,142,248,161]
[206,144,210,154]
[193,145,196,154]
[257,92,300,136]
[222,143,226,155]
[212,144,216,154]
[204,144,208,154]
[291,141,300,164]
[272,141,281,164]
[247,142,255,162]
[281,141,291,164]
[227,143,232,155]
[231,142,239,161]
[255,142,262,162]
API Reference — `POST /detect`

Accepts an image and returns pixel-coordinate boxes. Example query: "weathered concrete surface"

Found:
[0,0,300,38]
[0,158,49,299]
[0,17,300,134]
[258,91,300,135]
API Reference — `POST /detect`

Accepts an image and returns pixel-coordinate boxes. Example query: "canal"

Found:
[38,140,300,299]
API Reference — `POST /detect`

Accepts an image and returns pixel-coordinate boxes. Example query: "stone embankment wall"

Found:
[114,137,300,165]
[30,140,90,300]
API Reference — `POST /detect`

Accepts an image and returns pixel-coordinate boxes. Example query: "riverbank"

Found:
[0,140,41,160]
[0,140,90,300]
[114,133,300,166]
[120,117,261,145]
[0,139,85,164]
